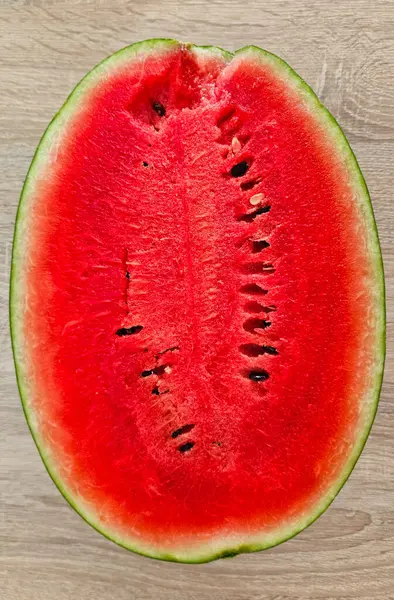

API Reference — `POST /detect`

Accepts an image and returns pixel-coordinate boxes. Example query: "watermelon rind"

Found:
[10,39,385,563]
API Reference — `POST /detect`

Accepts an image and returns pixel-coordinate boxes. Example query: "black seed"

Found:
[152,101,166,117]
[142,364,168,378]
[125,270,130,279]
[171,424,195,439]
[141,369,154,377]
[152,386,170,395]
[263,345,279,355]
[231,161,249,178]
[142,161,149,167]
[178,441,195,453]
[116,325,143,336]
[153,365,167,376]
[248,370,269,382]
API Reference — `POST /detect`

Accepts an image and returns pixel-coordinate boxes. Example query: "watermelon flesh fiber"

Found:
[12,40,384,562]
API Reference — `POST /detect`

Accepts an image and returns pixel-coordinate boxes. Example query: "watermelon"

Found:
[10,39,385,563]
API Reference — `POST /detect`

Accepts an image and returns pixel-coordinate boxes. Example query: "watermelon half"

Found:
[11,39,385,563]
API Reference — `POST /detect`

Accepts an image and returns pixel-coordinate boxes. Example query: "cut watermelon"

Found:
[11,39,385,563]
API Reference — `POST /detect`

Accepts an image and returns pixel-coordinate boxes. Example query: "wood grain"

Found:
[1,1,393,598]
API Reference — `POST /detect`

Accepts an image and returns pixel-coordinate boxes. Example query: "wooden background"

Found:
[1,1,393,598]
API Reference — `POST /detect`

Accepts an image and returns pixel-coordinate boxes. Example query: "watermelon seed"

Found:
[141,364,168,377]
[154,365,167,376]
[250,193,264,205]
[240,283,268,296]
[171,424,195,439]
[243,317,271,332]
[231,161,249,178]
[152,386,170,395]
[178,441,195,453]
[240,344,279,357]
[240,178,261,191]
[252,240,270,253]
[125,271,130,279]
[116,325,143,336]
[152,101,166,117]
[238,206,271,222]
[231,136,242,154]
[248,370,270,381]
[142,161,149,167]
[263,345,278,355]
[141,369,154,377]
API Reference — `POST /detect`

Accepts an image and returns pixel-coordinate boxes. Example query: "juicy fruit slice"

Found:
[11,39,385,562]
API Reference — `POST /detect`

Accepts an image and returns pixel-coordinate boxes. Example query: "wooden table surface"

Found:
[1,1,394,598]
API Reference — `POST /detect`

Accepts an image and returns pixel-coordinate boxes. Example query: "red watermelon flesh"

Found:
[11,40,385,562]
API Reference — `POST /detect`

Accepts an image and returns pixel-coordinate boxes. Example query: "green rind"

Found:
[10,39,385,564]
